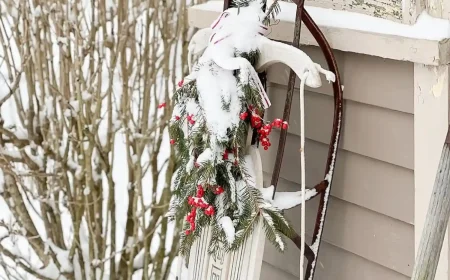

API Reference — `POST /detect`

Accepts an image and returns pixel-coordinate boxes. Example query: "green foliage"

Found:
[229,0,255,8]
[262,0,281,25]
[168,48,295,259]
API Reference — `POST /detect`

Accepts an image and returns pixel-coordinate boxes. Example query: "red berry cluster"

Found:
[178,79,184,87]
[222,148,239,166]
[272,118,289,130]
[185,185,216,235]
[258,123,272,150]
[239,106,290,151]
[250,113,263,128]
[187,114,195,125]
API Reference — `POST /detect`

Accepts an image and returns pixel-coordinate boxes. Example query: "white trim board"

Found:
[413,64,449,279]
[188,1,450,66]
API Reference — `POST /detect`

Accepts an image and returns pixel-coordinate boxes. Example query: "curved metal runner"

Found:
[222,0,344,279]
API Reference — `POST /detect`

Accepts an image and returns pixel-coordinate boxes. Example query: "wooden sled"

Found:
[187,143,265,280]
[180,1,344,280]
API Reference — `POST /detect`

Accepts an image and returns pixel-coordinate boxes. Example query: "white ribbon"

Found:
[300,71,309,279]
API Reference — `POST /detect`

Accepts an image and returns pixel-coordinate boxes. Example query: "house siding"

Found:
[259,46,415,279]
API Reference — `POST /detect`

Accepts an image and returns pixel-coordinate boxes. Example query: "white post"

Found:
[414,63,449,279]
[412,127,450,279]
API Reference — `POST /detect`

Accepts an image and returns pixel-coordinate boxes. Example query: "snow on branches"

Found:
[167,1,296,257]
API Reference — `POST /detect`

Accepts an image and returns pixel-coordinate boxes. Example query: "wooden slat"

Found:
[267,46,414,114]
[266,86,414,169]
[261,193,414,276]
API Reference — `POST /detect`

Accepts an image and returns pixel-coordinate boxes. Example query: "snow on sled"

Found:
[170,1,343,280]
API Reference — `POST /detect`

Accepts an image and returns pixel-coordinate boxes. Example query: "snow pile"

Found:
[188,1,268,144]
[196,66,242,142]
[46,240,73,273]
[219,216,235,245]
[261,185,317,210]
[199,0,450,41]
[272,0,450,41]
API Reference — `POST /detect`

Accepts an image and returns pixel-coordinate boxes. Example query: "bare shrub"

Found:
[0,0,200,279]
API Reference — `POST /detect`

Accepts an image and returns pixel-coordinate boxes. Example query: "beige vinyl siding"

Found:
[261,241,410,280]
[267,86,414,169]
[267,46,414,114]
[260,46,415,279]
[261,262,298,280]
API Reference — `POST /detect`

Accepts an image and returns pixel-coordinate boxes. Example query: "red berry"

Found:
[186,215,193,222]
[215,186,224,194]
[239,112,248,120]
[205,205,215,216]
[282,121,288,130]
[190,223,196,231]
[260,137,268,145]
[158,103,166,109]
[272,118,282,128]
[223,151,229,160]
[170,139,175,145]
[197,186,204,197]
[187,114,195,125]
[178,79,184,87]
[175,115,180,120]
[264,146,269,150]
[258,128,267,137]
[188,196,194,205]
[251,115,262,128]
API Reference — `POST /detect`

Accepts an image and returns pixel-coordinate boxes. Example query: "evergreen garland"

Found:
[168,48,296,258]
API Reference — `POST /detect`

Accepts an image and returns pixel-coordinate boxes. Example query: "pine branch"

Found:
[169,47,295,257]
[230,0,254,8]
[263,0,281,25]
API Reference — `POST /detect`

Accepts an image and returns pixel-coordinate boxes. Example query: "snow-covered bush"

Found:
[0,0,198,279]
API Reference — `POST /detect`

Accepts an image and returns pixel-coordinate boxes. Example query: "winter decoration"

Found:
[168,2,339,277]
[168,1,296,258]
